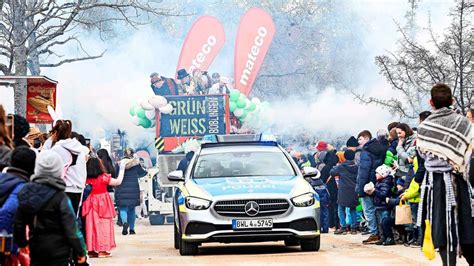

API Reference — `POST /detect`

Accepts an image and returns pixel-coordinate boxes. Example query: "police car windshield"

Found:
[193,151,295,178]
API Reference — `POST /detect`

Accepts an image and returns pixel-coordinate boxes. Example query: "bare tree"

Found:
[0,0,180,115]
[356,0,473,118]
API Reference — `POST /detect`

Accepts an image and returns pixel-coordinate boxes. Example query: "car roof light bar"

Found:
[216,134,261,143]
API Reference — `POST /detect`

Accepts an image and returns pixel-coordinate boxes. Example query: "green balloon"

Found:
[247,102,256,112]
[139,117,152,128]
[137,108,146,119]
[237,98,246,108]
[229,101,237,112]
[239,112,248,120]
[129,106,137,116]
[230,90,240,102]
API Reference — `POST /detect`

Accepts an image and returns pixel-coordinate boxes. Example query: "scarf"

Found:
[417,107,473,177]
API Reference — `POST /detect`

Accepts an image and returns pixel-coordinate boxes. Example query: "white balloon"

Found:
[141,100,155,110]
[149,96,168,109]
[131,116,140,126]
[245,99,251,109]
[145,109,156,120]
[234,108,244,117]
[159,104,174,114]
[251,97,261,104]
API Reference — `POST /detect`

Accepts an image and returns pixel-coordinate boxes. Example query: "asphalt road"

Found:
[89,219,467,265]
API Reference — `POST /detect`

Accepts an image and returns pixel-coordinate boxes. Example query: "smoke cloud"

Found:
[0,0,454,149]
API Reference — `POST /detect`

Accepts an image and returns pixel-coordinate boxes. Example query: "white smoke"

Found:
[0,0,453,149]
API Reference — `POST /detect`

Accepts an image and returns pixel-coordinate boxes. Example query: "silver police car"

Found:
[167,135,321,255]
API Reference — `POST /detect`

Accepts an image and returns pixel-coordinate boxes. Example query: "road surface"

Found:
[89,219,467,265]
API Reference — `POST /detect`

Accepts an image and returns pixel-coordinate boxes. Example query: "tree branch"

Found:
[39,50,106,67]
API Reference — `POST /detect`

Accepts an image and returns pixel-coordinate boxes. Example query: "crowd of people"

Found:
[0,83,473,266]
[291,84,474,266]
[0,106,149,265]
[149,69,232,97]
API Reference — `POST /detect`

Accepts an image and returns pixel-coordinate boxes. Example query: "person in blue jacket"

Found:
[367,164,395,245]
[305,168,330,233]
[0,147,36,262]
[355,130,389,244]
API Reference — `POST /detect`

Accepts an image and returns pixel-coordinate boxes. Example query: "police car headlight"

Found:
[291,193,315,207]
[185,197,211,210]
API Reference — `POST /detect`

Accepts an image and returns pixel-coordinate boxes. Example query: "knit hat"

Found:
[32,150,64,181]
[346,136,358,148]
[344,150,356,161]
[10,146,36,176]
[316,141,328,151]
[375,164,392,178]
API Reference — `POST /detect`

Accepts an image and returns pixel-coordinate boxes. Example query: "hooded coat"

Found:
[355,138,390,197]
[0,168,29,235]
[114,158,148,207]
[51,138,88,193]
[330,160,358,208]
[373,175,394,210]
[14,177,86,264]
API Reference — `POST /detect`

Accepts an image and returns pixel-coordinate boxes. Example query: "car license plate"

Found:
[232,219,273,230]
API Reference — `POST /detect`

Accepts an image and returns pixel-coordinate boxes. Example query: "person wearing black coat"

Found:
[317,150,339,228]
[330,150,359,234]
[14,150,87,266]
[115,149,148,235]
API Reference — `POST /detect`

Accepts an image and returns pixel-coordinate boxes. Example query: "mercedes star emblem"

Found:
[244,201,260,217]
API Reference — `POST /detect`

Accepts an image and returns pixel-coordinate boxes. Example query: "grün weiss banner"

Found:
[160,95,227,137]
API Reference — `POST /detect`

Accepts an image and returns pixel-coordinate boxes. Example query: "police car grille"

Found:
[214,199,290,217]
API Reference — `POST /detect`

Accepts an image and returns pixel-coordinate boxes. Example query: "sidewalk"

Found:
[325,230,468,266]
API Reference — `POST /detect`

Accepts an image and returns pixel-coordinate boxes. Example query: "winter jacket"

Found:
[51,138,88,193]
[373,175,394,210]
[115,158,148,207]
[319,151,339,202]
[0,144,11,171]
[330,160,358,208]
[396,133,417,175]
[14,182,86,264]
[403,178,421,203]
[309,178,330,206]
[0,168,29,235]
[355,138,390,197]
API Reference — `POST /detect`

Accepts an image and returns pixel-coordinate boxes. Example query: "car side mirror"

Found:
[168,170,185,182]
[302,167,321,180]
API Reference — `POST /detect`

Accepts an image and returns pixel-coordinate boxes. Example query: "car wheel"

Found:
[174,223,180,249]
[284,239,300,246]
[300,236,320,251]
[149,214,165,225]
[179,237,199,256]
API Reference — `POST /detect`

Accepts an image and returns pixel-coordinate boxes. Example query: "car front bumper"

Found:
[178,195,320,243]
